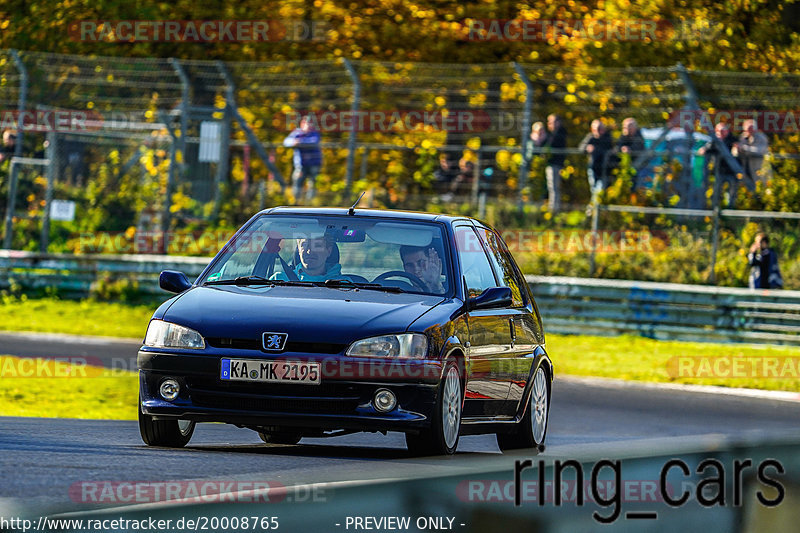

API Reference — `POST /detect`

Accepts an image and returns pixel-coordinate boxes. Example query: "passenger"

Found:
[399,244,445,293]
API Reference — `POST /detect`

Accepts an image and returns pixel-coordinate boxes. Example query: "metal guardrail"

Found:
[528,275,800,346]
[0,251,210,295]
[1,251,799,346]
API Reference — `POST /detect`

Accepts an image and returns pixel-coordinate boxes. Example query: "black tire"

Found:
[406,359,462,456]
[257,431,302,445]
[138,400,195,448]
[497,365,549,452]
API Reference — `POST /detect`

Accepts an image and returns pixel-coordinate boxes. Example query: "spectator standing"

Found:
[698,123,739,207]
[448,158,475,198]
[748,233,783,289]
[579,119,614,191]
[617,118,645,155]
[736,119,770,188]
[616,118,645,187]
[433,153,456,194]
[541,114,567,212]
[0,129,17,164]
[283,116,322,204]
[530,121,547,147]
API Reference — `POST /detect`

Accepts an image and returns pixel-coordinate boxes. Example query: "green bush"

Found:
[89,273,141,303]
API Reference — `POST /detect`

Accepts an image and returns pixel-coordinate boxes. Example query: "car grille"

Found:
[186,377,363,414]
[206,337,346,354]
[186,377,356,397]
[190,391,360,414]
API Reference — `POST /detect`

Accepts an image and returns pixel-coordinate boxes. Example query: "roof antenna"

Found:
[348,191,366,216]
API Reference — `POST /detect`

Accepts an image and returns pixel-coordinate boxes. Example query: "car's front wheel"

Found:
[497,365,549,452]
[406,359,462,456]
[138,400,195,448]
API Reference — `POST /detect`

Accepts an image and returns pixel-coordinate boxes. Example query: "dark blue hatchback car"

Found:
[138,207,552,455]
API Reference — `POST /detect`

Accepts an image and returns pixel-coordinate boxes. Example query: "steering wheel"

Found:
[373,271,427,291]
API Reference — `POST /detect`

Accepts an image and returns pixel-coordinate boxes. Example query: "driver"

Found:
[273,235,344,281]
[399,244,445,293]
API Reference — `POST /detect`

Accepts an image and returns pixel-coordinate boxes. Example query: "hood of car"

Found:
[161,285,445,347]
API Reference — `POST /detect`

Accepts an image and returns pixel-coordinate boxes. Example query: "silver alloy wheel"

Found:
[530,367,548,444]
[177,420,193,435]
[441,366,461,449]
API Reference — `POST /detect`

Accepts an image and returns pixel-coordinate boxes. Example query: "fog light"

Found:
[159,379,180,401]
[373,389,397,412]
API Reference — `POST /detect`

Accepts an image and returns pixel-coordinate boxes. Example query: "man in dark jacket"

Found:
[0,129,17,163]
[618,118,645,155]
[542,114,567,212]
[616,118,646,187]
[748,233,783,289]
[579,119,614,191]
[698,122,739,207]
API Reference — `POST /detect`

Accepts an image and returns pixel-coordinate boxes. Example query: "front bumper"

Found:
[138,349,443,432]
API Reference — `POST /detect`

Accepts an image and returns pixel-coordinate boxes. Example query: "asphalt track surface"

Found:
[2,332,800,515]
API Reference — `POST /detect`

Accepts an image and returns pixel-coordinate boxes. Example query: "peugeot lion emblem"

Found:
[262,332,288,351]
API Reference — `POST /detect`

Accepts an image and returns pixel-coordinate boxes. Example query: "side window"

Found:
[214,230,269,280]
[454,226,499,298]
[475,227,526,307]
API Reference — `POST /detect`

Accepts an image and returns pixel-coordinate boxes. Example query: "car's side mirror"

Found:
[468,286,513,311]
[159,270,192,293]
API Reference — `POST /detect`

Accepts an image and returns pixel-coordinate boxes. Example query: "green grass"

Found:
[0,356,138,420]
[0,296,156,338]
[548,334,800,392]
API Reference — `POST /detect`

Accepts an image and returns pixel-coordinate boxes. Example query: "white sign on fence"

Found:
[198,121,222,163]
[50,200,76,222]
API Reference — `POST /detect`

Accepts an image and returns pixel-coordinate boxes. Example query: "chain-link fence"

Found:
[1,50,799,287]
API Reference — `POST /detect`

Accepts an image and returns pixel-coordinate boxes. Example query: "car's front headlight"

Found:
[346,333,428,358]
[144,320,205,350]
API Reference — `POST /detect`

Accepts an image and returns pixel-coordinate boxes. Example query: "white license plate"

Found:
[220,359,320,385]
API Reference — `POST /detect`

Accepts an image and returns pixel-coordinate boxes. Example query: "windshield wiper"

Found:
[204,276,315,287]
[320,279,406,293]
[205,276,405,292]
[267,279,317,287]
[204,275,272,286]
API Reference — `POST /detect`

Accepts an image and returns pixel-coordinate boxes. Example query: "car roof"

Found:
[259,206,477,226]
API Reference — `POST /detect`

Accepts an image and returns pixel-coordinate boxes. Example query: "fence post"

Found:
[169,58,190,177]
[708,163,722,285]
[677,63,745,201]
[359,146,369,181]
[157,111,178,253]
[472,146,483,208]
[3,50,27,250]
[216,61,285,190]
[39,131,57,252]
[513,62,533,212]
[211,99,231,221]
[675,63,698,208]
[589,196,601,277]
[342,59,361,196]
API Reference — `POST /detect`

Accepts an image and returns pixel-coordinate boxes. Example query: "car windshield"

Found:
[200,215,452,296]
